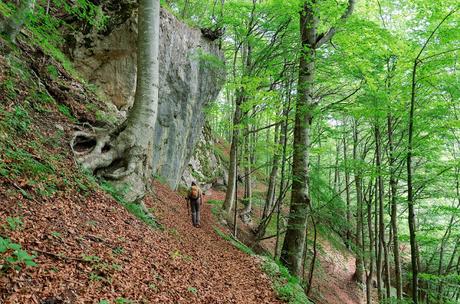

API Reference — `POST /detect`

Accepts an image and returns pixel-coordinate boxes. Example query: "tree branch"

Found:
[419,47,460,63]
[244,121,282,135]
[415,8,458,61]
[320,81,363,111]
[315,0,356,47]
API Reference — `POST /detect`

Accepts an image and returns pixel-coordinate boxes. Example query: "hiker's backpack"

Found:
[189,185,200,200]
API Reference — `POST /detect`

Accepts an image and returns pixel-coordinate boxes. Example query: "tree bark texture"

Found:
[263,123,281,220]
[407,59,419,304]
[388,113,403,300]
[366,182,375,304]
[281,0,355,277]
[343,129,351,249]
[280,1,316,276]
[375,124,391,300]
[275,90,290,260]
[353,121,365,285]
[71,0,160,203]
[223,93,243,213]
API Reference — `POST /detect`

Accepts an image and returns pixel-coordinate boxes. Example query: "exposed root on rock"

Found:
[70,122,150,203]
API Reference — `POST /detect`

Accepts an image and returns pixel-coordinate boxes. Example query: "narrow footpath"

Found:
[0,178,283,303]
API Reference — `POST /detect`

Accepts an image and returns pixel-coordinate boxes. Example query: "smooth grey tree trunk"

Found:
[71,0,160,203]
[366,179,375,304]
[223,11,254,215]
[223,94,242,213]
[343,127,351,249]
[263,123,280,220]
[280,2,316,276]
[405,10,456,302]
[275,86,291,260]
[353,120,365,286]
[281,0,355,277]
[334,140,341,192]
[388,113,403,300]
[375,124,390,300]
[407,58,420,304]
[241,123,253,221]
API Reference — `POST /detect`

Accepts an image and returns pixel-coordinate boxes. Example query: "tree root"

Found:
[70,124,148,203]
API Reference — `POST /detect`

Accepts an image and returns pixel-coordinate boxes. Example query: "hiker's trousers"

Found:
[190,199,201,226]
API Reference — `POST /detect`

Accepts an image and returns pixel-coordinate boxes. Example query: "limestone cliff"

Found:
[69,5,225,189]
[181,123,228,191]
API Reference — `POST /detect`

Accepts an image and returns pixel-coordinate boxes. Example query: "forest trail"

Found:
[310,239,362,304]
[148,181,284,304]
[205,189,364,304]
[0,177,282,303]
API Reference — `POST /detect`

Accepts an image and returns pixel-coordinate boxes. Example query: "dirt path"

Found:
[0,180,283,303]
[147,181,283,304]
[203,188,364,304]
[310,239,363,304]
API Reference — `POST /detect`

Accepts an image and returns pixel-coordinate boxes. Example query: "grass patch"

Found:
[207,199,223,205]
[0,132,63,198]
[57,104,76,121]
[213,226,254,255]
[317,224,348,254]
[123,201,159,228]
[153,174,168,185]
[4,216,24,231]
[207,199,224,217]
[261,257,313,304]
[100,181,160,229]
[1,104,31,134]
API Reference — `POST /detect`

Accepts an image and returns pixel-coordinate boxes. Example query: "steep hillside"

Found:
[210,191,367,304]
[0,33,286,303]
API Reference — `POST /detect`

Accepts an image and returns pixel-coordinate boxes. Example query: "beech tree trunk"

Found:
[353,120,365,285]
[263,123,280,220]
[407,58,420,304]
[334,140,341,193]
[275,87,291,259]
[343,128,351,249]
[375,124,391,300]
[404,10,456,301]
[280,2,316,276]
[241,123,253,221]
[224,11,254,215]
[366,179,375,304]
[306,208,318,297]
[388,113,403,300]
[223,94,242,213]
[281,0,355,276]
[71,0,160,203]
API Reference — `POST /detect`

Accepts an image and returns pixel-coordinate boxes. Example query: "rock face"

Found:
[181,123,227,191]
[69,6,225,189]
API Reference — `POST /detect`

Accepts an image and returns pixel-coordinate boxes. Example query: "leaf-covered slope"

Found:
[0,32,284,304]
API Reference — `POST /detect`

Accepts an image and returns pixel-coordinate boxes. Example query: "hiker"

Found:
[187,181,203,228]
